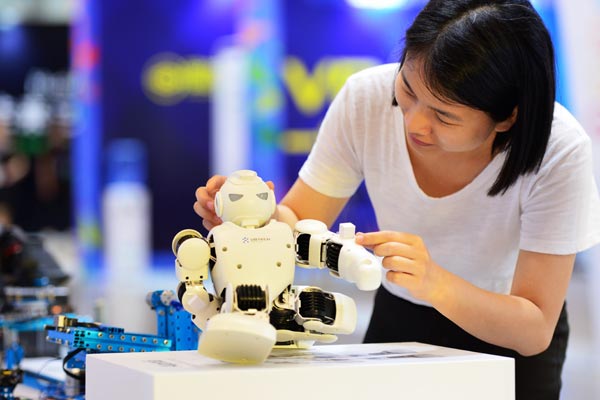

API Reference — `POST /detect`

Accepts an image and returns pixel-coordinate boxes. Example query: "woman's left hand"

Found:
[355,231,447,303]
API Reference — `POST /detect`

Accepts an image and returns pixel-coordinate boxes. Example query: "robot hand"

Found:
[295,220,382,291]
[177,283,219,316]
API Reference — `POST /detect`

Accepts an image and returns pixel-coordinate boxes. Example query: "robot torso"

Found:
[209,220,296,299]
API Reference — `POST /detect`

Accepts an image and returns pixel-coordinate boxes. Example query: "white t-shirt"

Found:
[299,63,600,306]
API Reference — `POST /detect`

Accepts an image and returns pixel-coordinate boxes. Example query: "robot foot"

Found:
[198,313,276,364]
[276,329,337,346]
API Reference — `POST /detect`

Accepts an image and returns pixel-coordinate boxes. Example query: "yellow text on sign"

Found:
[282,56,379,115]
[142,53,379,114]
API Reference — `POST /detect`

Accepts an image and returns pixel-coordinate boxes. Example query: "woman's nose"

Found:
[404,104,432,136]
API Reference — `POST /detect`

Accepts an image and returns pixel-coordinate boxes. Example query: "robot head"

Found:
[214,170,276,228]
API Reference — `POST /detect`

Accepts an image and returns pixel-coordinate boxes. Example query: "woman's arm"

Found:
[436,249,573,356]
[356,231,574,356]
[276,178,350,229]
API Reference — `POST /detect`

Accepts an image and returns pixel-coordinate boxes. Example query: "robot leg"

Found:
[198,284,276,364]
[294,286,358,336]
[269,288,334,348]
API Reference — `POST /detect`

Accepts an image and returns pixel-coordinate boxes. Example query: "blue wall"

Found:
[73,0,569,261]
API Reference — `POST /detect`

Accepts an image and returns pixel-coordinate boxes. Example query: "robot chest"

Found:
[210,229,296,291]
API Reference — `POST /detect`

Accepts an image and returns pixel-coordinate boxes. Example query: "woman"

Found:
[195,1,600,398]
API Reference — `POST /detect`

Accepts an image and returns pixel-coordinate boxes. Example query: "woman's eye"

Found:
[437,116,450,125]
[399,76,415,97]
[436,114,454,126]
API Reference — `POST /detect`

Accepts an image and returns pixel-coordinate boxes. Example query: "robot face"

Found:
[215,170,276,228]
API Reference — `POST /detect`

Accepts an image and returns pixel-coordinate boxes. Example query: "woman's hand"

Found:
[356,231,447,303]
[193,174,275,231]
[357,232,576,356]
[193,175,226,231]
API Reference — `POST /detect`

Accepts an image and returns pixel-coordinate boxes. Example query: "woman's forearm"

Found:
[430,268,558,356]
[273,204,299,229]
[359,231,574,357]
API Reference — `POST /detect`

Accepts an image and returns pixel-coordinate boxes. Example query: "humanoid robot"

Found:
[173,170,381,364]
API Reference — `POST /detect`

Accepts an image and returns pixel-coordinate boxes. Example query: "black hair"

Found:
[396,0,556,196]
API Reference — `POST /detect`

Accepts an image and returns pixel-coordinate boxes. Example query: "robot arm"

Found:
[172,229,221,329]
[294,220,382,291]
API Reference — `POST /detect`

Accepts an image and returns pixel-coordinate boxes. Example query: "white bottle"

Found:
[101,139,153,332]
[102,138,151,283]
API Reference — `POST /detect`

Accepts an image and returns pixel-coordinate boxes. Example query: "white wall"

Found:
[555,0,600,353]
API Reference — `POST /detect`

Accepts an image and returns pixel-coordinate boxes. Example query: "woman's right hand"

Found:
[193,175,227,230]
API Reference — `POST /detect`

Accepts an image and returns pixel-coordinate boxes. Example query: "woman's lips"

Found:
[409,134,433,147]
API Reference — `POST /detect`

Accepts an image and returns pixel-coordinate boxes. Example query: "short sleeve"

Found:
[520,134,600,254]
[299,79,364,198]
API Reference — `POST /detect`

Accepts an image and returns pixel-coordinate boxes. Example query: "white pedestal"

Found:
[86,342,514,400]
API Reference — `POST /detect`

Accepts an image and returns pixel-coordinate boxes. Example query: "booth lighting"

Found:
[346,0,410,10]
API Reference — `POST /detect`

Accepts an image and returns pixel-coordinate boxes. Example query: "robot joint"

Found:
[269,306,303,331]
[299,288,336,325]
[295,233,310,264]
[324,242,342,273]
[236,285,267,311]
[174,234,198,253]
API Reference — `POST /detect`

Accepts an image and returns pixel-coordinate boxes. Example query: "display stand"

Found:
[86,342,514,399]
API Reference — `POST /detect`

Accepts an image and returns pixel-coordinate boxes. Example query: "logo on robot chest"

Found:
[241,236,271,244]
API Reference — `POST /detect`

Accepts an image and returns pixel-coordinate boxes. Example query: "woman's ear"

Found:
[495,106,518,133]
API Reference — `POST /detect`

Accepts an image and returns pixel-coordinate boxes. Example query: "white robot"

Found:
[172,170,381,364]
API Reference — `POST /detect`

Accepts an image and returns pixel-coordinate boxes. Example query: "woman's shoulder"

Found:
[550,103,590,148]
[347,63,399,82]
[334,63,399,114]
[344,63,399,95]
[542,103,591,164]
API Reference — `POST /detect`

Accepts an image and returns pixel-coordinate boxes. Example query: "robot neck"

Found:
[238,219,263,229]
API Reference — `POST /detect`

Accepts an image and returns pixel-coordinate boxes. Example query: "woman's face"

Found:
[394,57,513,158]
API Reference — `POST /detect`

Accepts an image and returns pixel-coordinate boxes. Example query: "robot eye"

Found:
[228,194,244,202]
[256,192,269,200]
